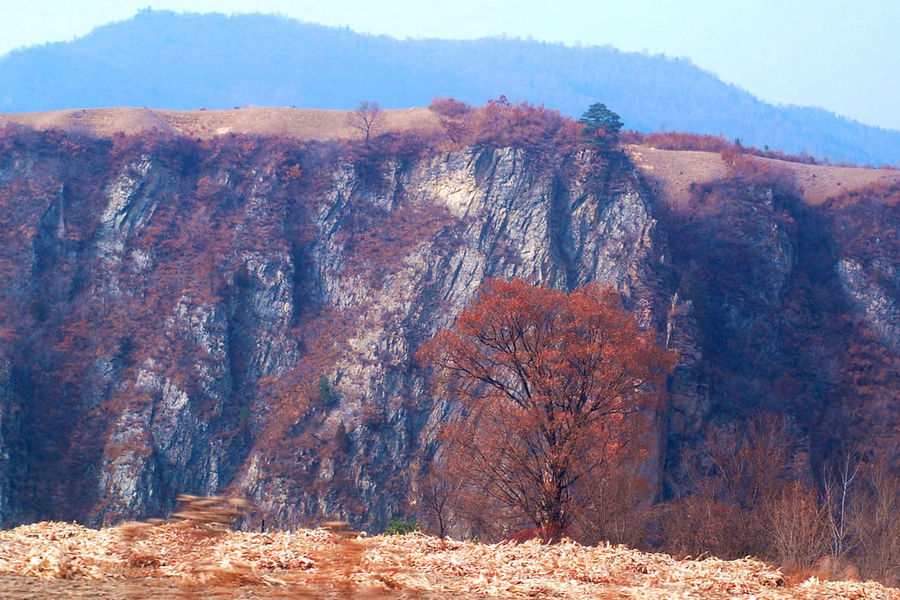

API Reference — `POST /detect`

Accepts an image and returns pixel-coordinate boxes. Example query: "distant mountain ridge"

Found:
[1,9,898,165]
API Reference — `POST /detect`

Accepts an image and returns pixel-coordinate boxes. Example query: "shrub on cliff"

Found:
[430,96,581,155]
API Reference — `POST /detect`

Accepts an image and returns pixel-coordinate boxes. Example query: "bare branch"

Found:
[347,101,381,147]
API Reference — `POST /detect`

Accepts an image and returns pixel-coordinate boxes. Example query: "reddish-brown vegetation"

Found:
[430,96,583,155]
[347,101,382,148]
[825,180,900,257]
[418,279,675,540]
[622,130,821,166]
[658,414,900,584]
[636,157,900,584]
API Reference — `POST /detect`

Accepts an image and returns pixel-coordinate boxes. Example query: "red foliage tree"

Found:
[419,278,675,538]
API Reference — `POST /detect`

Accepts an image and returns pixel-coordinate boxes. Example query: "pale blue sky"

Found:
[2,0,899,131]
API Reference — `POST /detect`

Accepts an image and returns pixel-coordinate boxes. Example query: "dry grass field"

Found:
[625,144,900,206]
[0,106,442,142]
[0,518,897,600]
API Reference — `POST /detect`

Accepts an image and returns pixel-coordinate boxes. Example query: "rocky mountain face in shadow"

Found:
[0,126,896,531]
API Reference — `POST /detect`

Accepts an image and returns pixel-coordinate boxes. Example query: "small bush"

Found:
[318,374,339,408]
[383,518,422,535]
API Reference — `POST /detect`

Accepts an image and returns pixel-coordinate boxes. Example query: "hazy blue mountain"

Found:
[1,9,898,165]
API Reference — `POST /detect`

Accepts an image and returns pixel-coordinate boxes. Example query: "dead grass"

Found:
[626,144,900,206]
[0,107,443,143]
[625,146,727,209]
[0,514,897,599]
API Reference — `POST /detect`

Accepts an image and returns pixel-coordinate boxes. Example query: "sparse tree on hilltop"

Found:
[348,101,381,148]
[579,102,623,149]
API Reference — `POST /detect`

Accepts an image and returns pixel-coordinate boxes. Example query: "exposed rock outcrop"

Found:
[0,128,896,531]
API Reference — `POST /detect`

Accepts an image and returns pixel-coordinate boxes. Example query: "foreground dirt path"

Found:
[0,572,180,599]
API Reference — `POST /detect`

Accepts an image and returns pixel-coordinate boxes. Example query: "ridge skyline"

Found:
[1,9,898,165]
[2,1,898,132]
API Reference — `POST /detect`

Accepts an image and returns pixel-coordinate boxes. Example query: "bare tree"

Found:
[823,452,861,564]
[848,464,900,584]
[661,414,796,559]
[417,465,459,538]
[348,101,381,147]
[766,480,830,573]
[574,468,657,547]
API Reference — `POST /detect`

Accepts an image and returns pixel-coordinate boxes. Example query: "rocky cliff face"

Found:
[0,127,896,530]
[0,358,20,524]
[237,147,677,529]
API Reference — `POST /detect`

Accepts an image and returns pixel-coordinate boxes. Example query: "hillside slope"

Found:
[1,9,899,165]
